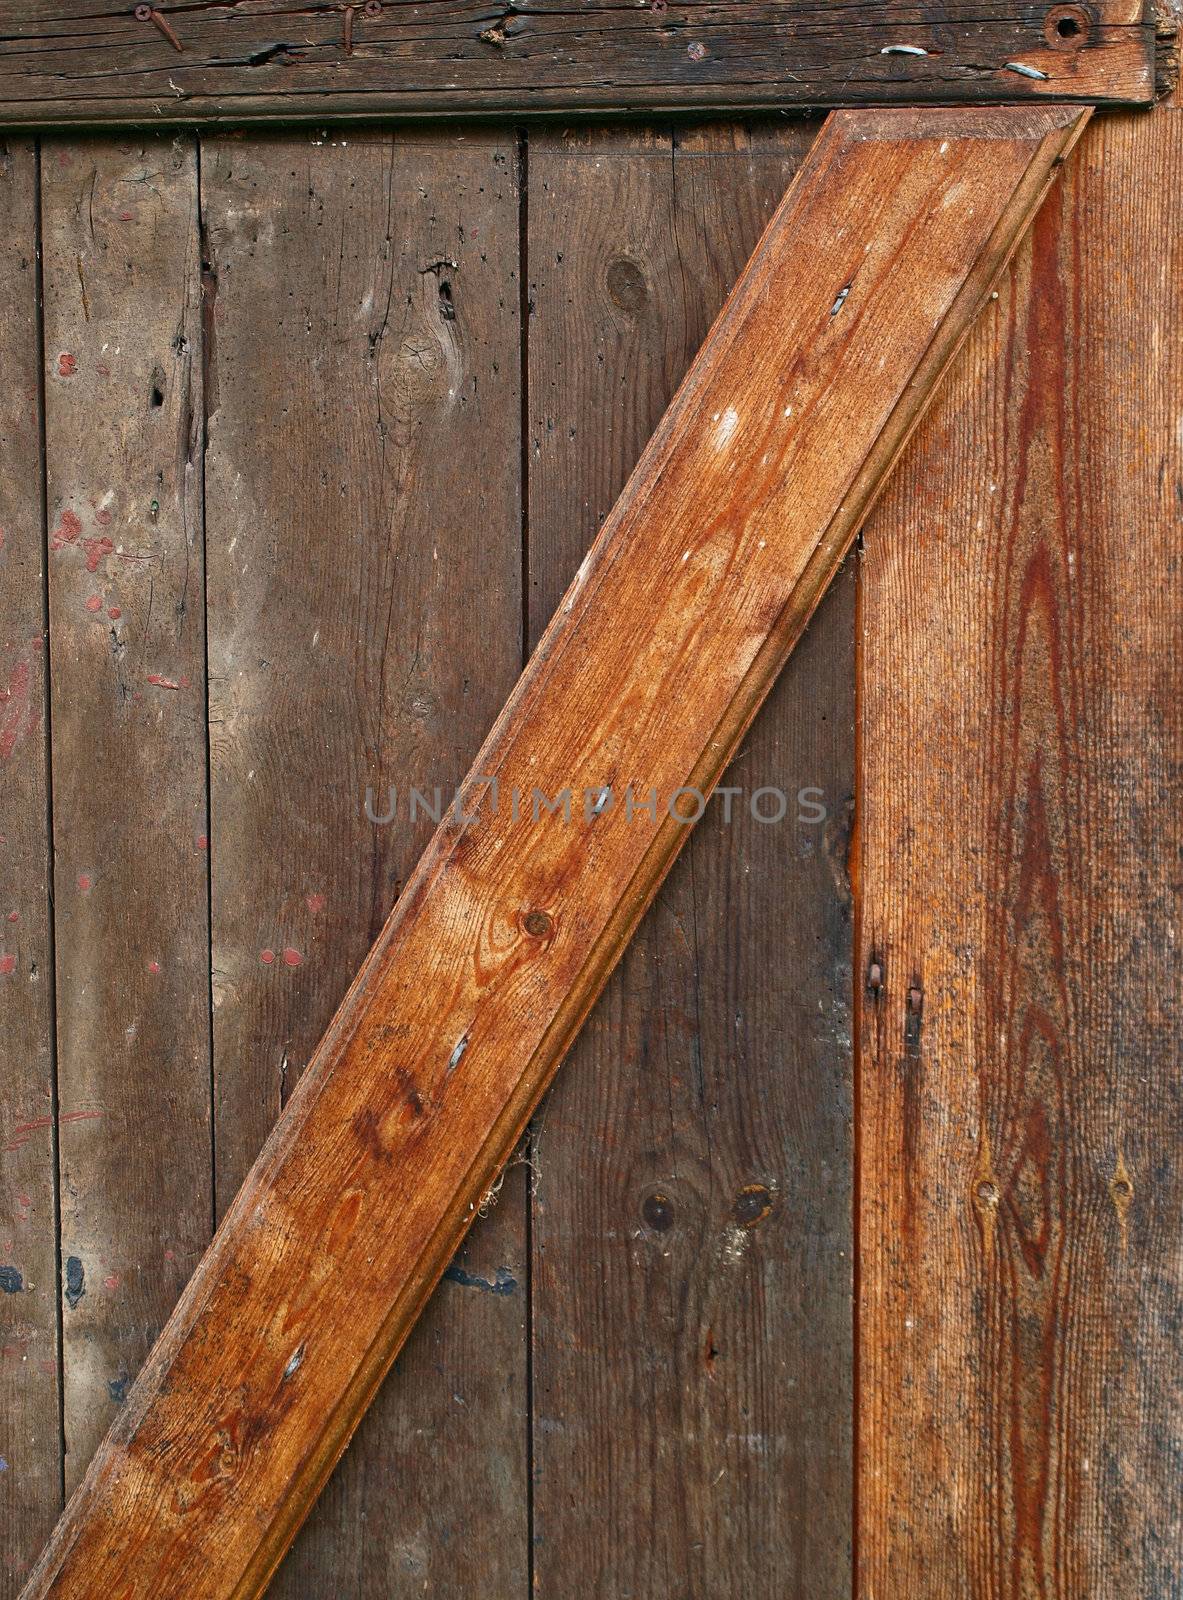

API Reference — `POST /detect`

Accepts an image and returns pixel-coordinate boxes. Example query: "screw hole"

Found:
[1057,15,1080,36]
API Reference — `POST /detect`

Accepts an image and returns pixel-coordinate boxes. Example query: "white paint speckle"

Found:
[714,406,739,448]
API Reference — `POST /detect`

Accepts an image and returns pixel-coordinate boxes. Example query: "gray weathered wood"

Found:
[527,121,854,1597]
[201,128,527,1596]
[0,1,1155,127]
[0,137,61,1600]
[41,135,211,1491]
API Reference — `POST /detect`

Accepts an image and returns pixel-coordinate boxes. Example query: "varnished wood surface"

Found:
[857,97,1183,1598]
[202,129,528,1597]
[527,122,854,1598]
[0,1,1155,127]
[0,138,60,1590]
[16,105,1087,1598]
[40,138,213,1492]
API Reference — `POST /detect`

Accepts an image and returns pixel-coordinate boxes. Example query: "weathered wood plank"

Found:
[528,121,854,1597]
[21,105,1087,1599]
[40,137,211,1489]
[0,1,1155,126]
[202,128,527,1597]
[0,137,61,1599]
[857,98,1183,1599]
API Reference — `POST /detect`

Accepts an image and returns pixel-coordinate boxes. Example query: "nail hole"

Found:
[642,1191,674,1232]
[1044,5,1089,48]
[438,280,455,322]
[733,1184,773,1228]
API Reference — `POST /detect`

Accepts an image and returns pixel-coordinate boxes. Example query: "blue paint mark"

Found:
[64,1255,85,1309]
[0,1457,8,1472]
[443,1264,517,1296]
[108,1375,130,1404]
[0,1265,22,1294]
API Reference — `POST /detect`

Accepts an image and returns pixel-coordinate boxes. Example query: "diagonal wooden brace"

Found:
[22,104,1089,1598]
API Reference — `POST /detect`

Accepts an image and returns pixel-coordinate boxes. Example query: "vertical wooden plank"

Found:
[0,137,60,1597]
[528,122,854,1597]
[41,136,209,1489]
[858,102,1183,1597]
[202,129,526,1595]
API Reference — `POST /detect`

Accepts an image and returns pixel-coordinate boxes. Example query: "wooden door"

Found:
[0,13,1179,1596]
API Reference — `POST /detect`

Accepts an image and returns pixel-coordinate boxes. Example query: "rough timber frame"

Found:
[12,98,1099,1597]
[0,0,1157,125]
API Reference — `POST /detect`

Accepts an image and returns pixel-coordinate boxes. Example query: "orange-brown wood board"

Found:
[857,93,1183,1596]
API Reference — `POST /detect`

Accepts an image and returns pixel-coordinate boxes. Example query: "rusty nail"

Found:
[867,961,883,994]
[523,909,553,939]
[343,4,355,53]
[135,5,184,50]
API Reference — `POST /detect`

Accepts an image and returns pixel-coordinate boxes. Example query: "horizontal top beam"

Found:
[0,1,1155,126]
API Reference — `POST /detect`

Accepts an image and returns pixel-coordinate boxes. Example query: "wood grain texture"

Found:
[0,1,1155,126]
[0,138,60,1599]
[857,99,1183,1600]
[40,137,211,1489]
[20,105,1088,1599]
[527,122,854,1598]
[202,128,527,1597]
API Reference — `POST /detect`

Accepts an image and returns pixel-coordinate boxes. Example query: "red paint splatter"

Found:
[179,675,191,688]
[164,1249,175,1261]
[0,661,32,761]
[108,607,121,621]
[83,535,115,572]
[0,955,16,976]
[103,1274,120,1290]
[84,595,103,614]
[52,509,82,550]
[196,834,208,851]
[77,873,92,893]
[3,1109,103,1154]
[282,947,303,968]
[7,912,17,924]
[95,508,113,527]
[306,892,326,914]
[58,353,77,378]
[118,210,135,222]
[260,949,275,965]
[147,960,160,974]
[30,635,43,652]
[146,674,180,690]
